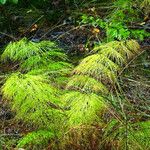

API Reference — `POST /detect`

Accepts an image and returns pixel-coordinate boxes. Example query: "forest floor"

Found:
[0,2,150,149]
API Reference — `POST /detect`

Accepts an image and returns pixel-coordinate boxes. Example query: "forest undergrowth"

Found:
[0,0,150,150]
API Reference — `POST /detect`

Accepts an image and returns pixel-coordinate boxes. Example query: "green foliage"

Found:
[106,0,150,41]
[106,22,130,41]
[74,40,140,84]
[67,75,108,94]
[63,91,106,126]
[80,14,131,41]
[0,0,149,149]
[130,121,150,149]
[94,43,125,66]
[2,72,64,128]
[79,0,149,42]
[61,40,140,135]
[21,58,71,73]
[17,130,55,149]
[0,39,71,149]
[80,14,106,28]
[61,40,141,136]
[94,40,140,61]
[74,54,118,83]
[1,38,41,62]
[1,38,72,86]
[130,30,150,41]
[1,38,67,64]
[103,119,150,150]
[1,37,146,149]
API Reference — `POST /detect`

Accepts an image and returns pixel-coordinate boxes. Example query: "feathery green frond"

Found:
[73,40,140,85]
[64,40,140,129]
[94,40,140,62]
[125,40,140,54]
[1,38,65,62]
[1,38,72,89]
[21,57,72,73]
[1,38,41,62]
[73,54,118,83]
[17,130,55,149]
[118,41,134,59]
[63,91,107,126]
[98,47,126,66]
[1,38,69,71]
[67,75,108,94]
[25,61,72,87]
[20,55,48,71]
[2,72,64,128]
[46,62,72,75]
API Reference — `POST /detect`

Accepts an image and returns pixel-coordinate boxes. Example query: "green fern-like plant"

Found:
[1,38,72,130]
[1,38,72,87]
[1,38,147,149]
[1,38,41,62]
[2,72,64,128]
[63,40,141,130]
[94,40,140,65]
[67,75,108,94]
[0,38,72,149]
[1,38,71,73]
[73,40,140,84]
[17,130,55,149]
[73,54,119,83]
[63,91,106,126]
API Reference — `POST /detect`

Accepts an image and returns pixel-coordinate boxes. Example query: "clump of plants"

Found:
[0,37,149,150]
[63,39,150,149]
[0,0,150,149]
[79,0,150,42]
[0,38,72,149]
